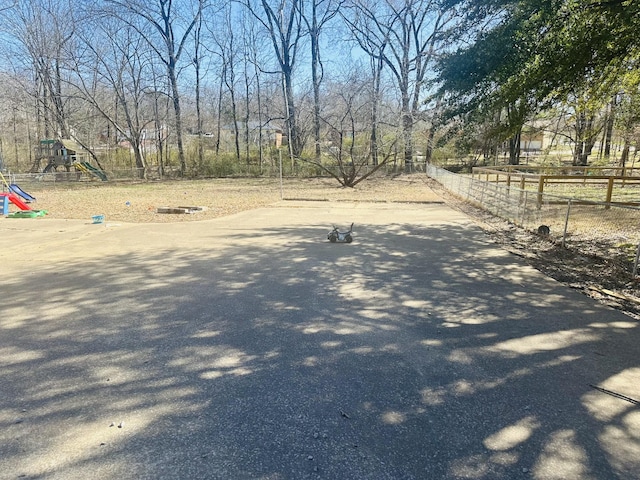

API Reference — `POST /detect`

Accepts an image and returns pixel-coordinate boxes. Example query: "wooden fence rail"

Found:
[472,167,640,207]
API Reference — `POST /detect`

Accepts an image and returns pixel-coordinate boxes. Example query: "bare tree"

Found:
[150,60,172,177]
[240,14,273,169]
[311,72,397,186]
[252,51,268,170]
[300,0,343,163]
[350,29,388,167]
[343,0,457,172]
[71,16,159,178]
[240,10,255,166]
[193,2,205,170]
[203,3,241,161]
[222,8,241,162]
[3,0,77,139]
[0,74,34,171]
[104,0,204,175]
[241,0,306,160]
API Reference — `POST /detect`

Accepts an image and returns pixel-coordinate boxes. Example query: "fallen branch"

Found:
[587,286,640,305]
[589,384,640,406]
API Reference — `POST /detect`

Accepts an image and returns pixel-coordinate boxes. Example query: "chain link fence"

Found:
[427,164,640,275]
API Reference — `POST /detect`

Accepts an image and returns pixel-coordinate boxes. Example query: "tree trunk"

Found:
[370,55,382,166]
[54,57,69,138]
[620,142,630,167]
[573,112,587,166]
[286,72,301,157]
[255,63,263,171]
[509,128,521,165]
[244,63,251,166]
[310,6,321,164]
[194,13,204,173]
[283,67,302,159]
[128,136,147,179]
[311,46,321,163]
[168,66,186,175]
[195,60,203,172]
[402,103,413,172]
[228,70,240,162]
[215,69,224,156]
[604,95,616,158]
[582,133,596,166]
[573,140,584,166]
[154,92,164,178]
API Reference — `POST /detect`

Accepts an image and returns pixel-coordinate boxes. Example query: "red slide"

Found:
[8,193,32,211]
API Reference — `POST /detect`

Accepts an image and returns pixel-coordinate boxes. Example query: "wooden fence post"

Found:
[605,177,614,209]
[537,176,545,208]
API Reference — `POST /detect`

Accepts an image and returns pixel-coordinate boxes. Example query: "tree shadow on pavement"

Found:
[0,221,638,479]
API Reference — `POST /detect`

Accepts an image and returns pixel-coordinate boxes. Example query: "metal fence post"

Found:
[562,199,572,248]
[634,242,640,277]
[520,191,528,227]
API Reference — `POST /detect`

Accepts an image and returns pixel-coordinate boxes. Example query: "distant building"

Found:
[520,130,545,152]
[219,121,283,148]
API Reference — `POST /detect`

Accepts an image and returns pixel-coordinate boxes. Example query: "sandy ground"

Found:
[6,176,441,224]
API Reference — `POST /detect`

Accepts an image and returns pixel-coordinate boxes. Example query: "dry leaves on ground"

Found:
[430,180,640,320]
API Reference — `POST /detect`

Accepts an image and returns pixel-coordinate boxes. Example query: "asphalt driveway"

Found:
[1,201,639,479]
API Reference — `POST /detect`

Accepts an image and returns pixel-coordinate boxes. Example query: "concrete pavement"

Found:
[1,201,639,479]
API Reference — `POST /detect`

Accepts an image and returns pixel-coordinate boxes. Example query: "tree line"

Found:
[0,0,638,184]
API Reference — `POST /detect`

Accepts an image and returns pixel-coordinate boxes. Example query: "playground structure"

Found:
[0,171,46,217]
[31,139,107,181]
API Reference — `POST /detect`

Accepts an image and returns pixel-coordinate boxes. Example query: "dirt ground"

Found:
[16,176,441,223]
[429,182,640,321]
[7,174,640,320]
